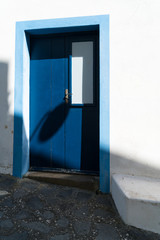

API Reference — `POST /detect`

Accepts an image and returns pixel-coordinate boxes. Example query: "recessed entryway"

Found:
[13,15,110,193]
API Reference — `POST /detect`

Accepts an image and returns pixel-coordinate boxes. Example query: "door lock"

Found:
[65,89,72,104]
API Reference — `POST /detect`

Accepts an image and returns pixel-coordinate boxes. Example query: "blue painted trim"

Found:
[13,24,24,177]
[99,18,110,193]
[13,15,110,192]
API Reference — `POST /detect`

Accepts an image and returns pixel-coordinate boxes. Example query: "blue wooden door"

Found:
[30,32,99,173]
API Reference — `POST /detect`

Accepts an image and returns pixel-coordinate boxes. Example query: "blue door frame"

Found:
[13,15,110,193]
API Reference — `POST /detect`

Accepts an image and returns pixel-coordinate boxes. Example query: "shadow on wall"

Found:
[13,102,160,181]
[1,61,160,181]
[0,62,13,173]
[13,113,29,177]
[0,62,9,124]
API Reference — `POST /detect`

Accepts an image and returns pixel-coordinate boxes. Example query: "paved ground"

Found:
[0,174,160,240]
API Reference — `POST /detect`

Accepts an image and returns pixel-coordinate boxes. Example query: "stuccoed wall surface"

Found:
[0,0,160,180]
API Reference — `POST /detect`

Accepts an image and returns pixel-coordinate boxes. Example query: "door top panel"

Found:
[30,31,98,60]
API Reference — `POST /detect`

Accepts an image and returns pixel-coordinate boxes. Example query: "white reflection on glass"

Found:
[72,42,93,104]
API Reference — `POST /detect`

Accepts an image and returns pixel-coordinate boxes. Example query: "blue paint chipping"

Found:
[13,15,110,192]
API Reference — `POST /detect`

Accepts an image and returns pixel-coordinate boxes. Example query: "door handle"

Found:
[65,89,72,104]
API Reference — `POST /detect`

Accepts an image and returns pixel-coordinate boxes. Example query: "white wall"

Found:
[0,0,160,179]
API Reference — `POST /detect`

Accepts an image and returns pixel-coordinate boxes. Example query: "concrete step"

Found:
[111,174,160,234]
[24,171,99,192]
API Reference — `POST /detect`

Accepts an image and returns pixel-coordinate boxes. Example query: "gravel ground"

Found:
[0,174,160,240]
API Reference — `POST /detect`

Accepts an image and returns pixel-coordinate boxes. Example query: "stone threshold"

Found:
[24,171,99,192]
